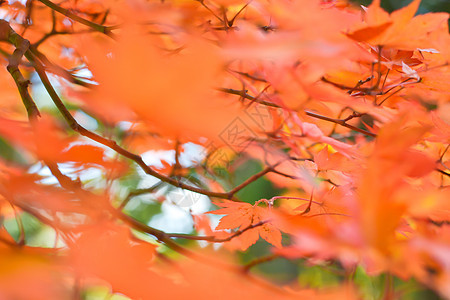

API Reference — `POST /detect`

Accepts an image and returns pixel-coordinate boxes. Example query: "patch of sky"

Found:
[28,129,213,235]
[30,73,57,108]
[148,201,195,234]
[73,110,98,131]
[62,17,73,27]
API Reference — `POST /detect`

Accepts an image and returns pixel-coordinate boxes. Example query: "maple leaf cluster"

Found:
[0,0,449,299]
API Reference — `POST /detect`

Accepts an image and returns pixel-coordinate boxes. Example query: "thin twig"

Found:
[217,87,281,108]
[37,0,117,38]
[242,254,280,273]
[305,111,376,138]
[299,190,314,215]
[218,87,377,137]
[437,169,450,178]
[227,165,275,196]
[166,221,267,242]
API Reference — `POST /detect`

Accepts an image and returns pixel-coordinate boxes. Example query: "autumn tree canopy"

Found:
[0,0,449,299]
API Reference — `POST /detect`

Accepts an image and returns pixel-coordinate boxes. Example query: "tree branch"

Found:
[25,49,245,200]
[218,87,377,138]
[1,24,286,204]
[37,0,118,38]
[227,165,275,197]
[305,110,377,138]
[20,45,280,202]
[1,20,40,120]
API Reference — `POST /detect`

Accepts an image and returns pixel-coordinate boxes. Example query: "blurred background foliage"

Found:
[352,0,449,13]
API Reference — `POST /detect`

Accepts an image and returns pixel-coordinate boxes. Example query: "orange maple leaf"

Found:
[208,200,282,250]
[347,0,449,50]
[69,221,157,299]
